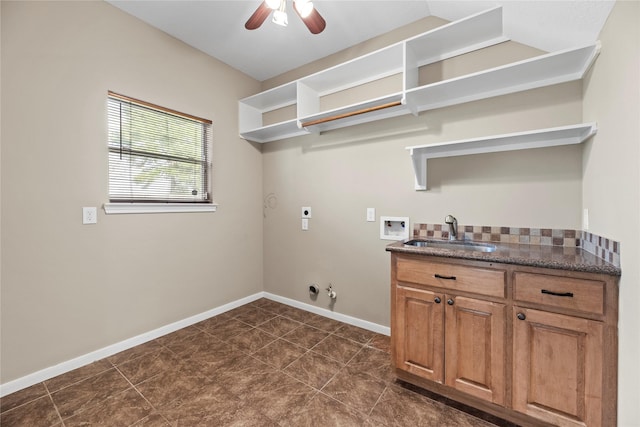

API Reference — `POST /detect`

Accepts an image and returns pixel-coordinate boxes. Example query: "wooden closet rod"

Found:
[300,100,402,128]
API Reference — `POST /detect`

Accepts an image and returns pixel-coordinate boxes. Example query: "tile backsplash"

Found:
[413,223,621,267]
[580,231,621,267]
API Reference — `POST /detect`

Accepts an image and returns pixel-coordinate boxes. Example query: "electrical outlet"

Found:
[302,218,309,230]
[301,207,312,218]
[83,207,97,225]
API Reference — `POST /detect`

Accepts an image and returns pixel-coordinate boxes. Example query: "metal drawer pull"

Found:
[434,297,442,304]
[435,274,456,280]
[517,312,526,321]
[541,289,574,298]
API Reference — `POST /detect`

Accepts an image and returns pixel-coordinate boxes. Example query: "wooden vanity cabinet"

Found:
[512,307,603,427]
[392,255,507,406]
[445,295,505,405]
[394,285,445,383]
[390,253,619,427]
[511,271,617,427]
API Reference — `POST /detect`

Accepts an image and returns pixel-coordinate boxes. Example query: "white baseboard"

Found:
[1,291,389,397]
[0,292,264,397]
[263,292,391,336]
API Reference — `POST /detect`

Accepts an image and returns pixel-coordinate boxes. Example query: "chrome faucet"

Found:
[445,215,458,241]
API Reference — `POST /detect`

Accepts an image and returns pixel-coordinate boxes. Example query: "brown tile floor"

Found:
[0,299,516,426]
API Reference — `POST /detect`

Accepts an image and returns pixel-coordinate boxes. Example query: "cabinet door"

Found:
[513,307,603,427]
[394,285,445,383]
[444,296,505,405]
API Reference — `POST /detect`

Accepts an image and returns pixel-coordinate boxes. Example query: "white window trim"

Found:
[104,203,217,215]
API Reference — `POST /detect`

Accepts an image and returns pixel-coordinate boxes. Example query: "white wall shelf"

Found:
[298,44,404,97]
[238,6,599,145]
[239,119,309,144]
[406,123,598,191]
[404,42,600,113]
[239,7,510,143]
[404,6,506,68]
[238,81,302,143]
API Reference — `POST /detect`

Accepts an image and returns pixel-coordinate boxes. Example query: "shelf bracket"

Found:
[409,150,428,191]
[406,123,597,191]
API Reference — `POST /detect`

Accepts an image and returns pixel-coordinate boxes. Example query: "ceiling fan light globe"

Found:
[265,0,281,10]
[272,10,288,26]
[294,0,314,18]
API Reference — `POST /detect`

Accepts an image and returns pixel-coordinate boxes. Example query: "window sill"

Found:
[104,203,218,215]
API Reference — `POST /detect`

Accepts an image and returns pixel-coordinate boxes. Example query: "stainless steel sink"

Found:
[404,239,497,253]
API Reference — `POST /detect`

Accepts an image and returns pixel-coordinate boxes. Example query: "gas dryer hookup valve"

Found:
[326,285,337,299]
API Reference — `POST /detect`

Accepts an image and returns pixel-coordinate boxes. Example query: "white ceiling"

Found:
[107,0,615,82]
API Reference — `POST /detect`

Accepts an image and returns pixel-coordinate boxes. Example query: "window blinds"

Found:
[107,92,212,203]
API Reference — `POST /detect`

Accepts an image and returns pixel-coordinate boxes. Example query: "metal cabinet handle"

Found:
[541,289,574,298]
[517,312,526,321]
[447,298,454,306]
[434,297,441,304]
[435,274,457,280]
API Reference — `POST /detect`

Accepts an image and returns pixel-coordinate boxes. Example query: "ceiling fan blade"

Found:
[245,1,271,30]
[295,6,326,34]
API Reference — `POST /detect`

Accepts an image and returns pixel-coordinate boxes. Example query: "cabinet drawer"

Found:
[514,272,605,315]
[396,257,505,298]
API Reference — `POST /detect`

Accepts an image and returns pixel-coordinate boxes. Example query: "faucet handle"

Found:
[445,215,458,241]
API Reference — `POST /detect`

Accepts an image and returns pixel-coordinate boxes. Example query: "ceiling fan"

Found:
[245,0,326,34]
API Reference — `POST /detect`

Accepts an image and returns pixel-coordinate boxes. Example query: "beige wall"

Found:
[582,1,640,424]
[3,2,638,423]
[0,1,263,383]
[263,23,584,326]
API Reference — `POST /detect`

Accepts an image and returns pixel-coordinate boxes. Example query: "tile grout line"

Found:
[42,381,66,427]
[226,308,321,381]
[111,364,165,426]
[336,338,392,419]
[314,332,348,396]
[260,316,350,395]
[315,389,374,421]
[277,349,337,392]
[0,385,47,416]
[367,383,390,418]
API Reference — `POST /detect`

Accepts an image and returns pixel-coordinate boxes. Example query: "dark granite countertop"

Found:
[386,239,621,277]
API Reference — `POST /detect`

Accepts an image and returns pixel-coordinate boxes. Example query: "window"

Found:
[106,91,213,212]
